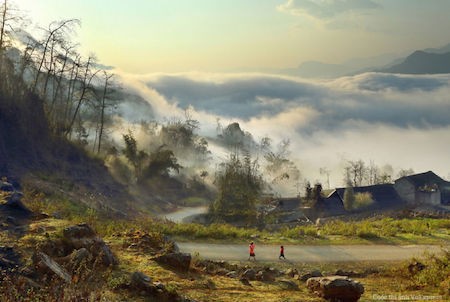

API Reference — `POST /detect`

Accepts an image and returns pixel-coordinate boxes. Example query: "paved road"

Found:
[178,243,447,262]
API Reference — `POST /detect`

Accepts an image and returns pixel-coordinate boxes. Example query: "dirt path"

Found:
[178,243,447,262]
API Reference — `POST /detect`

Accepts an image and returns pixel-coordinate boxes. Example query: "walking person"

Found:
[248,242,256,261]
[279,245,286,260]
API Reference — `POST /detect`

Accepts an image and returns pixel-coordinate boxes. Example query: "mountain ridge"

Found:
[378,50,450,74]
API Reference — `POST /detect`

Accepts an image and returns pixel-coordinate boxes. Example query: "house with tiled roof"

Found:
[317,190,347,216]
[394,171,450,205]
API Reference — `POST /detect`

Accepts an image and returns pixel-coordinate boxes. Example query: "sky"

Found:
[14,0,450,73]
[9,0,450,192]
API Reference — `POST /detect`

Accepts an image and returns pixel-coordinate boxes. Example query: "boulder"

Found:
[300,270,323,282]
[241,269,256,281]
[63,223,117,266]
[306,276,364,302]
[131,271,154,292]
[154,252,191,272]
[256,270,275,282]
[256,268,277,282]
[278,279,299,290]
[63,223,96,239]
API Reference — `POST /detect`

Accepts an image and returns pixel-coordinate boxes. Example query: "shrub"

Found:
[410,249,450,294]
[353,192,374,210]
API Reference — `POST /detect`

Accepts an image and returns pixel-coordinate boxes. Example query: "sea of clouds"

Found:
[114,71,450,191]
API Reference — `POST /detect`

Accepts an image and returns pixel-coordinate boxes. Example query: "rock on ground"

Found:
[154,252,192,272]
[307,275,364,302]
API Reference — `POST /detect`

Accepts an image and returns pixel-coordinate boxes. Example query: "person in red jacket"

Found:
[279,245,286,260]
[248,242,256,261]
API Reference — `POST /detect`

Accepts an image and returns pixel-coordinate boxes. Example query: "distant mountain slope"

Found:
[379,51,450,74]
[423,42,450,54]
[283,52,404,78]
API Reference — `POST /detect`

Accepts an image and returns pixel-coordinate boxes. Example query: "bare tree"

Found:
[344,160,366,187]
[0,0,25,91]
[48,41,77,130]
[32,19,79,94]
[95,71,115,154]
[367,160,379,185]
[65,55,100,137]
[0,0,20,57]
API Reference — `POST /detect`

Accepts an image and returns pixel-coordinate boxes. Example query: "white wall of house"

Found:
[394,179,416,204]
[416,191,441,205]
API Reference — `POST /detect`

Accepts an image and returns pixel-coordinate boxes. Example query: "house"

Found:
[394,171,450,205]
[336,183,405,210]
[314,190,347,217]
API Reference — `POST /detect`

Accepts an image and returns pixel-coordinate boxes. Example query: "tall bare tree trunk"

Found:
[97,72,113,154]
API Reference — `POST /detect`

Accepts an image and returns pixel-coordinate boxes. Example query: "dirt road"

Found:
[178,243,447,262]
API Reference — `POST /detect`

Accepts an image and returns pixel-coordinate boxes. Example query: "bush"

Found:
[353,192,374,210]
[410,249,450,295]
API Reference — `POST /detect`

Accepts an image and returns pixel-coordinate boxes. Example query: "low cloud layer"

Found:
[117,71,450,191]
[141,72,450,131]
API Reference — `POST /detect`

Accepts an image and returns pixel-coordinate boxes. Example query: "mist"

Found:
[113,71,450,194]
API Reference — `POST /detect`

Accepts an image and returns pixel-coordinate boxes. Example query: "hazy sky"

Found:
[14,0,450,73]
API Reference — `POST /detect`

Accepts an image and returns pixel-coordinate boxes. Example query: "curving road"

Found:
[178,242,447,262]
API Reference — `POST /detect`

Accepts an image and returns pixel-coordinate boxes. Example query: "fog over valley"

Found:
[113,71,450,192]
